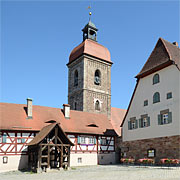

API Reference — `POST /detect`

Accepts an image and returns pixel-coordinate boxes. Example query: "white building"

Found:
[121,38,180,162]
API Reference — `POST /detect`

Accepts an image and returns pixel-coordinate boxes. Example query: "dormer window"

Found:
[94,70,101,85]
[153,74,160,84]
[74,70,78,86]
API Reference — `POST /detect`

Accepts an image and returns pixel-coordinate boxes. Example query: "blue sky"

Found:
[1,0,179,109]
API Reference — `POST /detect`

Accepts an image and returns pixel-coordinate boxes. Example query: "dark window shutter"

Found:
[158,114,162,125]
[147,116,150,126]
[128,121,131,130]
[77,136,80,144]
[135,119,138,129]
[94,137,96,144]
[168,112,172,124]
[139,118,142,128]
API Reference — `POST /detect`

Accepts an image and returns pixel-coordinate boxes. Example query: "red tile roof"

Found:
[0,102,125,136]
[136,38,180,78]
[68,39,112,64]
[111,107,126,136]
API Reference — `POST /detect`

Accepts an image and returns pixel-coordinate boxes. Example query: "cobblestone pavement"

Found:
[0,165,180,180]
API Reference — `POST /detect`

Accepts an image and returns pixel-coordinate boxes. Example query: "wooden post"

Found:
[61,145,63,168]
[68,146,70,167]
[37,145,42,173]
[48,145,50,168]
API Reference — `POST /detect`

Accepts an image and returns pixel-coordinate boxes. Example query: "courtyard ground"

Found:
[0,165,180,180]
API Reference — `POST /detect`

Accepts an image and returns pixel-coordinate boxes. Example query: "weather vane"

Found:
[87,6,92,21]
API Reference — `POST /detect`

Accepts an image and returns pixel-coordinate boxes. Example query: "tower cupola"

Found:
[82,19,98,42]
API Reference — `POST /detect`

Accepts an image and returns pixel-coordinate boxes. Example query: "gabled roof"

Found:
[136,38,180,78]
[68,39,112,65]
[28,123,73,146]
[0,102,124,136]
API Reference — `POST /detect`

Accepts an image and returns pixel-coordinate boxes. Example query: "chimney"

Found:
[63,104,70,119]
[172,42,178,46]
[27,98,33,118]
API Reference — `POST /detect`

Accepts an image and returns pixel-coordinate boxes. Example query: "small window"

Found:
[153,74,160,84]
[147,149,156,158]
[167,92,172,99]
[153,92,160,103]
[74,70,78,87]
[88,137,96,144]
[144,100,148,106]
[21,139,25,143]
[2,134,7,143]
[100,138,107,145]
[3,156,8,164]
[77,157,82,163]
[17,138,21,143]
[95,100,100,111]
[139,116,150,128]
[158,111,172,125]
[78,136,86,144]
[94,70,101,85]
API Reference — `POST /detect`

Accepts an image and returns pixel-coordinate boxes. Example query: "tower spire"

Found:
[82,6,98,42]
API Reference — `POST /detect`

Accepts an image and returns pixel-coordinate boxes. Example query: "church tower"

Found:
[67,18,113,118]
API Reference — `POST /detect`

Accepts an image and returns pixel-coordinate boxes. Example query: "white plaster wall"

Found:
[98,152,116,165]
[123,65,180,141]
[0,155,28,173]
[70,153,97,166]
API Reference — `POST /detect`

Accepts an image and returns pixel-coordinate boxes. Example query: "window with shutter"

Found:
[158,111,172,125]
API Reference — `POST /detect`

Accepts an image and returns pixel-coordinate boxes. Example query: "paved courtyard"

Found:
[0,165,180,180]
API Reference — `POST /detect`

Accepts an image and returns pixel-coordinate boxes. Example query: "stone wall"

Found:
[121,135,180,162]
[67,54,112,118]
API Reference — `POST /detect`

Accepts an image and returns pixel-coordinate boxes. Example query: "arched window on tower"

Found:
[94,70,101,85]
[74,70,78,86]
[74,102,77,110]
[95,100,100,111]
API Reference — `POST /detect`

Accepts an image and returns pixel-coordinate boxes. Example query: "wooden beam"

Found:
[55,126,58,145]
[41,144,70,146]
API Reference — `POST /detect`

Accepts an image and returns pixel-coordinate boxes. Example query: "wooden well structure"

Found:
[28,123,73,172]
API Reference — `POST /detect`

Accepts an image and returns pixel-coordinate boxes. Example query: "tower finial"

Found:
[87,6,91,21]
